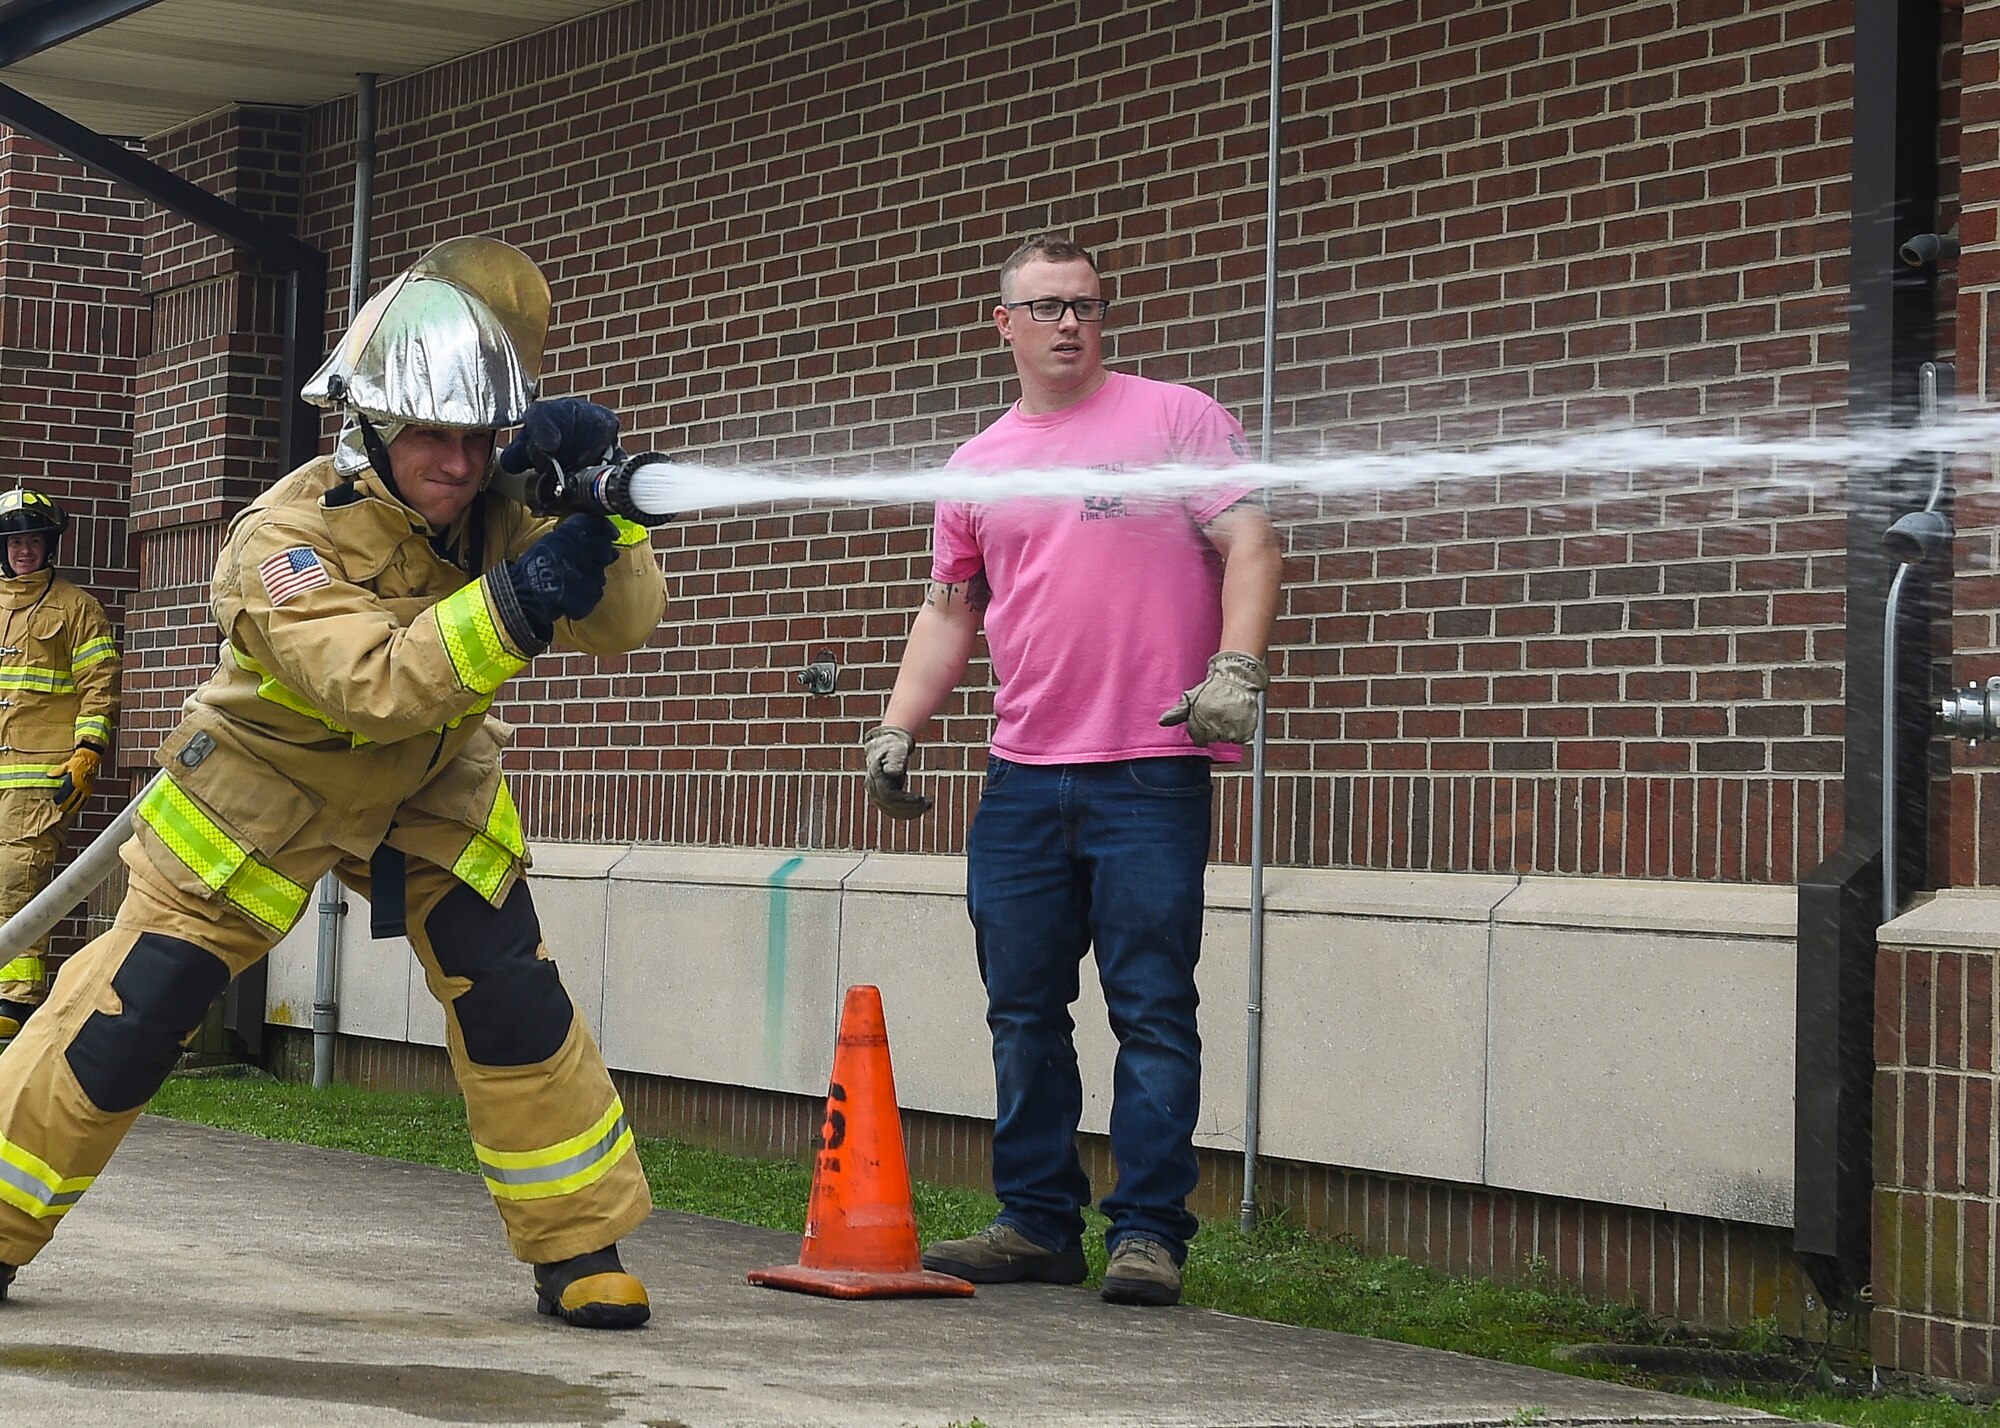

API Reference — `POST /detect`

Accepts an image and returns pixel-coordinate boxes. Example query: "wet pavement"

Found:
[0,1117,1790,1427]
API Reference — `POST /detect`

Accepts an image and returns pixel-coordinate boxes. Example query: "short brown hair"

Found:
[999,234,1099,302]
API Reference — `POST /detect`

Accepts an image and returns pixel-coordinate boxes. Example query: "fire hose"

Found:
[0,771,155,961]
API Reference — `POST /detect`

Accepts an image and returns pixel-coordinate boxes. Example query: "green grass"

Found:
[147,1074,1999,1428]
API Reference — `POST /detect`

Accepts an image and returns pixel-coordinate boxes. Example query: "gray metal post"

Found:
[312,72,375,1090]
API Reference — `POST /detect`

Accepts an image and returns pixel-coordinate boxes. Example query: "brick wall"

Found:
[1878,0,2000,1389]
[0,129,145,948]
[1875,942,1997,1385]
[1954,0,2000,885]
[124,108,308,758]
[269,0,1860,878]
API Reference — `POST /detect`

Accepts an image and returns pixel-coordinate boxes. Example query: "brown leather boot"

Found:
[919,1222,1087,1284]
[1101,1236,1183,1306]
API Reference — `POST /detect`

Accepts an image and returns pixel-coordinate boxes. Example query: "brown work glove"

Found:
[51,745,101,816]
[1159,651,1269,745]
[863,725,932,820]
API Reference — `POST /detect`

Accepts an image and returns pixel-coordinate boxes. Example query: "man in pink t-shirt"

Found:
[864,234,1282,1307]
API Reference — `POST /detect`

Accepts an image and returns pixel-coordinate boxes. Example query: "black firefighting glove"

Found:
[1159,651,1269,745]
[499,513,619,646]
[499,397,621,476]
[863,725,932,819]
[51,745,101,817]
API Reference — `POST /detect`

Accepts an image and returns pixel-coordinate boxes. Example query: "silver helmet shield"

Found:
[304,236,551,475]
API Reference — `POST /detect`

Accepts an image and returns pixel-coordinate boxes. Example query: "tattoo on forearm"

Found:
[924,577,990,612]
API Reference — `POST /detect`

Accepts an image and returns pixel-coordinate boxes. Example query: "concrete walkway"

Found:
[0,1118,1785,1428]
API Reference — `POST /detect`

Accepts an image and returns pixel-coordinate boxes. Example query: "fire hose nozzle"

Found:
[486,451,678,527]
[1939,676,2000,746]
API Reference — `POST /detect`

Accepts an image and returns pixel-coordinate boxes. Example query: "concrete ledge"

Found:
[1496,875,1796,939]
[525,840,629,879]
[611,845,864,891]
[1265,868,1519,921]
[1878,889,2000,951]
[265,849,1800,1226]
[839,851,967,898]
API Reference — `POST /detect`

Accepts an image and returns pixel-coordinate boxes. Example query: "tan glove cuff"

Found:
[1209,651,1269,691]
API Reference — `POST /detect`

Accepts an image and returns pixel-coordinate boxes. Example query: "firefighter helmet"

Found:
[303,236,552,475]
[0,487,67,576]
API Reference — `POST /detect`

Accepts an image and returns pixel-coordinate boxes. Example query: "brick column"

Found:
[1873,0,2000,1391]
[0,128,145,951]
[127,107,311,753]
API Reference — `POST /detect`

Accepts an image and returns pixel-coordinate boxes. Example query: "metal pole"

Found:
[1240,0,1282,1236]
[1882,564,1909,926]
[313,72,375,1090]
[0,774,158,961]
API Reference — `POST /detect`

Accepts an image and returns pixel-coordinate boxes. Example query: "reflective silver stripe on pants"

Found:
[0,1156,84,1217]
[476,1115,631,1189]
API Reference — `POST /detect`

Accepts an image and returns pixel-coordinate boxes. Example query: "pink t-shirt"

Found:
[932,371,1254,764]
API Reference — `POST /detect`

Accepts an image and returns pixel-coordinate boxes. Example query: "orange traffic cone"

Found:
[748,984,975,1299]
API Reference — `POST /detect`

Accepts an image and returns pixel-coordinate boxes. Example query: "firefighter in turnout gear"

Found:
[0,487,118,1042]
[0,238,665,1328]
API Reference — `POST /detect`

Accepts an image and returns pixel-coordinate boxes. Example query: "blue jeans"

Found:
[965,755,1211,1262]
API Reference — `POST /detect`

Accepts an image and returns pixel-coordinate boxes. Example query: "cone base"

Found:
[747,1263,977,1299]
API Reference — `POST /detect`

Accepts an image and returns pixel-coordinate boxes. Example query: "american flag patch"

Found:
[258,546,331,606]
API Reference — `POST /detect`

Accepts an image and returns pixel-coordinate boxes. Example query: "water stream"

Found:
[621,411,1997,520]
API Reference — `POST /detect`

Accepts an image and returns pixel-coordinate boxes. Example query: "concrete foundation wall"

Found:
[263,848,1798,1227]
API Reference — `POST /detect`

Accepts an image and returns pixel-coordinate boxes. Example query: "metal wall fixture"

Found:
[796,650,839,696]
[1879,360,1954,925]
[1940,677,2000,744]
[1898,231,1960,267]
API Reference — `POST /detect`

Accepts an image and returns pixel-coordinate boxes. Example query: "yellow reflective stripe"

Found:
[0,762,61,789]
[0,1134,94,1221]
[609,516,649,547]
[435,581,525,696]
[0,667,74,693]
[72,637,117,669]
[474,1100,634,1203]
[449,783,522,899]
[137,777,246,891]
[222,859,311,933]
[135,777,307,932]
[74,714,111,744]
[232,646,369,746]
[0,955,43,983]
[485,781,524,858]
[452,832,515,902]
[236,646,491,743]
[446,692,496,729]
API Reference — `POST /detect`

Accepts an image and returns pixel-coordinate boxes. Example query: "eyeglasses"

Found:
[1005,297,1111,323]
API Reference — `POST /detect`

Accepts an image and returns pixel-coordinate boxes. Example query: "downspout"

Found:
[1240,0,1282,1235]
[1793,0,1941,1311]
[313,72,375,1091]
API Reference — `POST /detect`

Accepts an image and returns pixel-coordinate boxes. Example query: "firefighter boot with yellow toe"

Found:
[0,997,36,1040]
[533,1244,649,1329]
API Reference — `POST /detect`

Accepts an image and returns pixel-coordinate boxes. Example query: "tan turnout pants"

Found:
[0,788,66,1008]
[0,821,649,1269]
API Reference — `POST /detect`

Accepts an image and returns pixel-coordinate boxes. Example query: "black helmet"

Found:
[0,487,67,575]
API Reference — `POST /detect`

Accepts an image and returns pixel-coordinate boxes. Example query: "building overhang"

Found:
[0,0,619,139]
